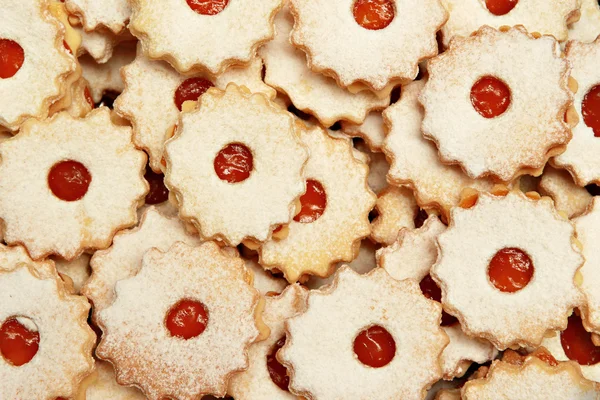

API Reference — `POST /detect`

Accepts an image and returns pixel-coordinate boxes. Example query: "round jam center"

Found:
[560,313,600,366]
[582,85,600,137]
[174,77,214,111]
[266,336,290,392]
[419,274,458,326]
[487,247,533,293]
[353,0,395,31]
[354,325,396,368]
[0,39,25,79]
[470,76,511,119]
[166,299,209,340]
[48,160,92,202]
[485,0,518,15]
[144,166,169,205]
[186,0,229,15]
[294,180,327,223]
[0,318,40,366]
[214,143,254,183]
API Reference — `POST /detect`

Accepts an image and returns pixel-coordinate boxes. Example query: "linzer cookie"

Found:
[431,191,584,349]
[96,241,261,399]
[115,47,275,172]
[165,84,307,246]
[462,356,600,399]
[83,206,202,314]
[0,0,77,132]
[229,284,307,399]
[0,263,95,399]
[541,312,600,383]
[377,215,497,380]
[65,0,130,34]
[288,0,447,92]
[80,41,136,103]
[259,3,389,127]
[439,0,579,47]
[341,111,386,152]
[259,126,375,282]
[0,109,147,260]
[574,198,600,336]
[278,266,448,399]
[383,80,492,219]
[128,0,282,74]
[370,186,418,246]
[568,0,600,43]
[538,166,592,218]
[552,38,600,186]
[421,26,573,181]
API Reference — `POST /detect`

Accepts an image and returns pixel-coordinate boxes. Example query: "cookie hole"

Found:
[48,160,92,202]
[294,180,327,223]
[329,121,342,131]
[174,77,214,111]
[353,325,396,368]
[214,143,254,183]
[0,317,40,366]
[266,336,290,392]
[353,0,395,31]
[83,86,94,109]
[560,312,600,366]
[186,0,229,15]
[144,165,169,205]
[582,84,600,137]
[0,39,24,79]
[485,0,518,15]
[368,208,379,223]
[487,247,533,293]
[586,184,600,196]
[419,274,457,326]
[471,76,511,119]
[165,299,209,340]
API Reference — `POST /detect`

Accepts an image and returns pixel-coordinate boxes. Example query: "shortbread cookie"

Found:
[431,191,584,349]
[378,215,497,380]
[65,0,130,34]
[260,4,389,127]
[462,356,600,399]
[0,109,148,260]
[568,0,600,43]
[279,266,448,399]
[341,111,386,152]
[383,80,493,219]
[245,257,288,295]
[83,206,201,314]
[129,0,282,74]
[370,186,418,246]
[539,166,592,218]
[80,41,136,103]
[0,0,77,131]
[85,360,146,399]
[259,125,375,282]
[553,39,600,186]
[421,26,572,181]
[289,0,447,92]
[229,284,307,399]
[165,85,307,246]
[116,48,276,172]
[54,253,91,294]
[574,198,600,335]
[542,313,600,383]
[439,0,579,47]
[96,242,261,399]
[305,239,378,289]
[0,263,95,399]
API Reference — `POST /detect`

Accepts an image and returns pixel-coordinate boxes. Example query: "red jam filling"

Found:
[353,0,395,30]
[293,180,327,223]
[560,313,600,366]
[214,143,253,183]
[166,299,209,340]
[0,39,25,79]
[485,0,518,15]
[488,247,533,293]
[582,85,600,137]
[419,274,458,326]
[186,0,229,16]
[353,325,396,368]
[48,160,92,202]
[174,77,214,111]
[0,318,40,366]
[266,336,290,391]
[470,76,511,119]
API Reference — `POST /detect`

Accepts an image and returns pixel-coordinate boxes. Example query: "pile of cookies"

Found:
[2,0,600,399]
